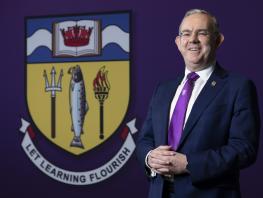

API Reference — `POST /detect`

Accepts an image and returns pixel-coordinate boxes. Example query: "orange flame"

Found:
[93,66,110,92]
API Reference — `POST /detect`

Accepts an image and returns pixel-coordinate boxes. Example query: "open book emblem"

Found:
[54,20,101,57]
[26,12,130,155]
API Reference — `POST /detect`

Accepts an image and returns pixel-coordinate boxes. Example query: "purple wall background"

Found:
[1,0,262,197]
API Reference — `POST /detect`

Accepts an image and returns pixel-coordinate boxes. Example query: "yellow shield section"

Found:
[27,61,129,155]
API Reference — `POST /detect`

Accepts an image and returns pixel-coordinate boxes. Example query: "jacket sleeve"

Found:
[186,79,261,185]
[136,84,160,176]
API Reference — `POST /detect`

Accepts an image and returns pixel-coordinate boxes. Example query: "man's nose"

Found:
[189,32,199,43]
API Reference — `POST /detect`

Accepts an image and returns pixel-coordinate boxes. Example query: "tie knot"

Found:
[187,72,199,82]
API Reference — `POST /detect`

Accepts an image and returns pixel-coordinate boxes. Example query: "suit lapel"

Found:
[177,65,228,150]
[159,75,183,145]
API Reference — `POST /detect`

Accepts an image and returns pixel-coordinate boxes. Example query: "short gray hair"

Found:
[179,9,220,36]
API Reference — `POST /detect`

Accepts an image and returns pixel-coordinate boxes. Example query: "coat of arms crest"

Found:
[20,11,136,185]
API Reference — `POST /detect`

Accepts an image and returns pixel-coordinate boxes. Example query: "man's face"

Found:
[175,13,223,71]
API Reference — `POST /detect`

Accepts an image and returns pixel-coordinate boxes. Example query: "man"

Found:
[136,9,260,198]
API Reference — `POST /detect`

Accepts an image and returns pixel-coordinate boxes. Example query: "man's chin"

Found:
[186,62,207,71]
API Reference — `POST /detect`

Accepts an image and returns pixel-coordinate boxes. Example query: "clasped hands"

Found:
[147,145,189,176]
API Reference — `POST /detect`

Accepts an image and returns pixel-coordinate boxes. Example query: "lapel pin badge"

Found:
[211,81,216,87]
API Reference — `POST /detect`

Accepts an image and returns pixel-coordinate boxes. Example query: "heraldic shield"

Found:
[26,12,130,155]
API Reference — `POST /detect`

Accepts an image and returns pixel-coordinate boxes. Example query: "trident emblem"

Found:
[93,66,110,139]
[43,67,63,139]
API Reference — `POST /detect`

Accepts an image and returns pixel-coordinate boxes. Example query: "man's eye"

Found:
[181,32,190,37]
[198,31,209,36]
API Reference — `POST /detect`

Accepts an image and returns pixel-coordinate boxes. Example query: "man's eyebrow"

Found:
[196,29,210,32]
[181,29,191,32]
[181,29,209,32]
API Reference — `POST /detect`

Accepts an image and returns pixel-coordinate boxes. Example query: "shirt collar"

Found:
[184,63,215,82]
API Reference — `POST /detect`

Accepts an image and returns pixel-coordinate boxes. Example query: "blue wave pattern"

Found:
[26,12,130,63]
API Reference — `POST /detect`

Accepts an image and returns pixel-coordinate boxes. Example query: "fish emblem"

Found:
[68,65,88,148]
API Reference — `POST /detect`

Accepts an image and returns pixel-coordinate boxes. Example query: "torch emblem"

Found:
[93,66,110,139]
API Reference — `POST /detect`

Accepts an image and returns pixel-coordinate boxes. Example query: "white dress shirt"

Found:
[145,64,215,177]
[169,65,215,127]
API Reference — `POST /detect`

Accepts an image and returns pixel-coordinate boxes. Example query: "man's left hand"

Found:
[156,152,189,175]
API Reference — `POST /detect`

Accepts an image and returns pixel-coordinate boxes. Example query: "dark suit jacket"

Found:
[136,65,260,198]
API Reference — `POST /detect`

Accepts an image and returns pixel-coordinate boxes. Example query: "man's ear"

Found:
[175,36,181,50]
[216,33,224,48]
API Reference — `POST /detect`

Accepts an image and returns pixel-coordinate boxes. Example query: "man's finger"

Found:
[149,156,170,166]
[155,167,170,174]
[156,145,172,150]
[150,150,176,158]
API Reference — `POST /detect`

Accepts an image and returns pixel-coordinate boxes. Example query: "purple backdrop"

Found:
[1,0,262,197]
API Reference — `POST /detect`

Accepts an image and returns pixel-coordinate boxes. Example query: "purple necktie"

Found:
[168,72,199,150]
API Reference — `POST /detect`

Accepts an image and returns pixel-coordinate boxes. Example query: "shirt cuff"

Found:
[145,150,157,177]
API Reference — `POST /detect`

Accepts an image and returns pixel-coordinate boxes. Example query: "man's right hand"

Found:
[147,145,176,175]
